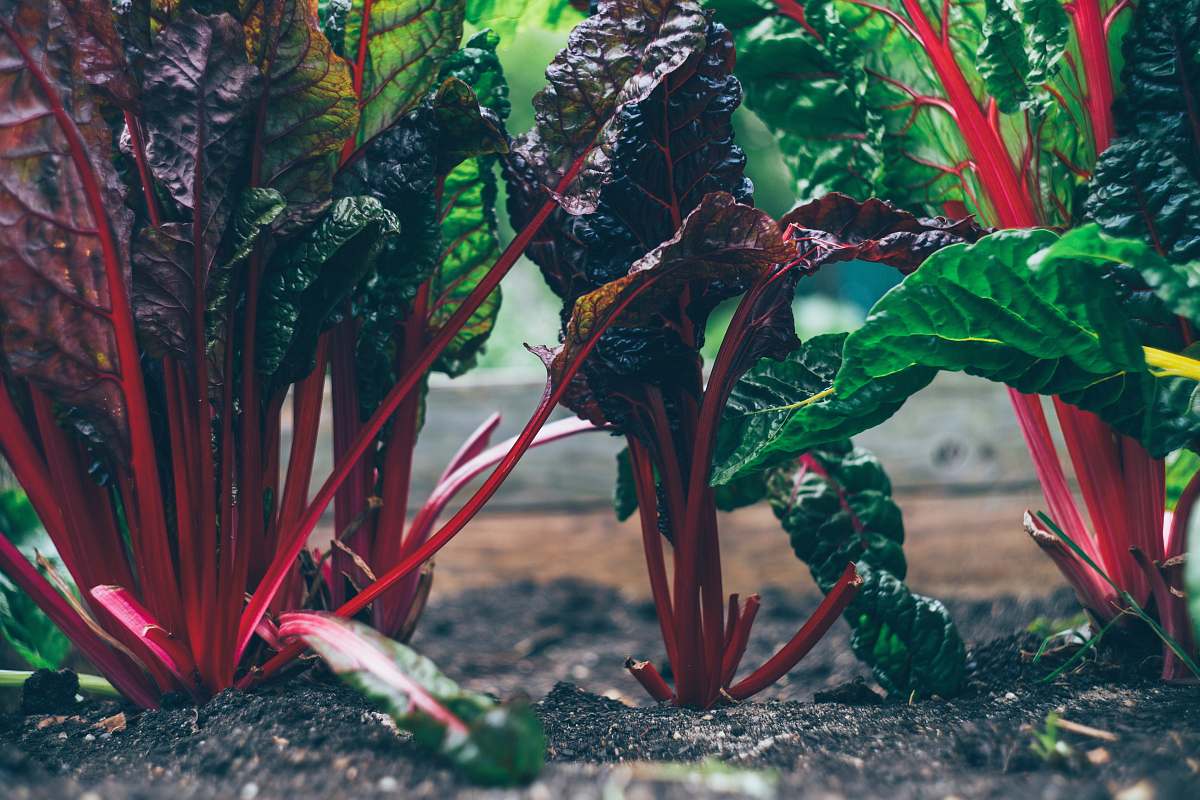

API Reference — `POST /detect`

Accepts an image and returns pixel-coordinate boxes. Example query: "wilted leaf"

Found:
[280,612,545,786]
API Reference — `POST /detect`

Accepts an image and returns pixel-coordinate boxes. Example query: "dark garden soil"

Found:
[2,579,1198,799]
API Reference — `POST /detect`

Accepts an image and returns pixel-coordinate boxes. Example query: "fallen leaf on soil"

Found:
[94,712,126,733]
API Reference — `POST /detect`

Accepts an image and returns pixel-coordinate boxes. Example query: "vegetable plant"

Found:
[707,0,1200,679]
[0,0,592,715]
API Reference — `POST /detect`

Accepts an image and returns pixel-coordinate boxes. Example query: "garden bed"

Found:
[3,579,1197,799]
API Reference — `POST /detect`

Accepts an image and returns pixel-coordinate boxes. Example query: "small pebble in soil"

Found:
[240,782,259,799]
[377,776,398,792]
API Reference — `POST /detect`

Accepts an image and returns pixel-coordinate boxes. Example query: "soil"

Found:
[3,579,1198,799]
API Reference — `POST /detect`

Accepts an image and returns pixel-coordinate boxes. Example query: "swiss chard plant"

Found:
[0,0,593,722]
[707,0,1200,678]
[500,0,992,703]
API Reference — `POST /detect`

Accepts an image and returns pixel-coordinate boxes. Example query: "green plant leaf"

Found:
[711,335,929,486]
[243,0,360,212]
[1033,224,1200,329]
[257,196,400,383]
[0,490,70,671]
[765,442,965,696]
[705,0,881,200]
[976,0,1069,113]
[341,0,466,150]
[430,31,511,377]
[707,0,1127,228]
[1110,0,1199,169]
[834,230,1200,455]
[1085,140,1200,265]
[279,612,545,786]
[716,229,1200,485]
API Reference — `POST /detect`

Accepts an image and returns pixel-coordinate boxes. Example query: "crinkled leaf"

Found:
[766,443,965,696]
[243,0,359,212]
[429,76,509,176]
[257,196,400,383]
[224,188,288,270]
[341,0,466,150]
[1036,224,1200,329]
[133,9,260,363]
[0,0,138,462]
[543,194,792,431]
[515,17,754,306]
[505,0,710,211]
[1110,0,1199,170]
[1085,141,1200,265]
[280,613,545,786]
[779,194,989,276]
[976,0,1069,113]
[61,0,140,109]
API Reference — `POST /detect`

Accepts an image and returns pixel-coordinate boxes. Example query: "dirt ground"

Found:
[4,573,1198,800]
[6,492,1193,800]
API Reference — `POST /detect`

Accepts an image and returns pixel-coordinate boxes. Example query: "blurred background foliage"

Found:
[462,8,898,376]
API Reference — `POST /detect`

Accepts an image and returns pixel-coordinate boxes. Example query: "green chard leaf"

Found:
[704,0,883,199]
[1085,0,1200,270]
[711,195,987,485]
[279,613,544,786]
[243,0,360,215]
[430,31,511,377]
[838,230,1200,454]
[712,333,927,485]
[0,490,70,670]
[341,0,466,151]
[976,0,1069,113]
[767,444,966,696]
[256,196,400,383]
